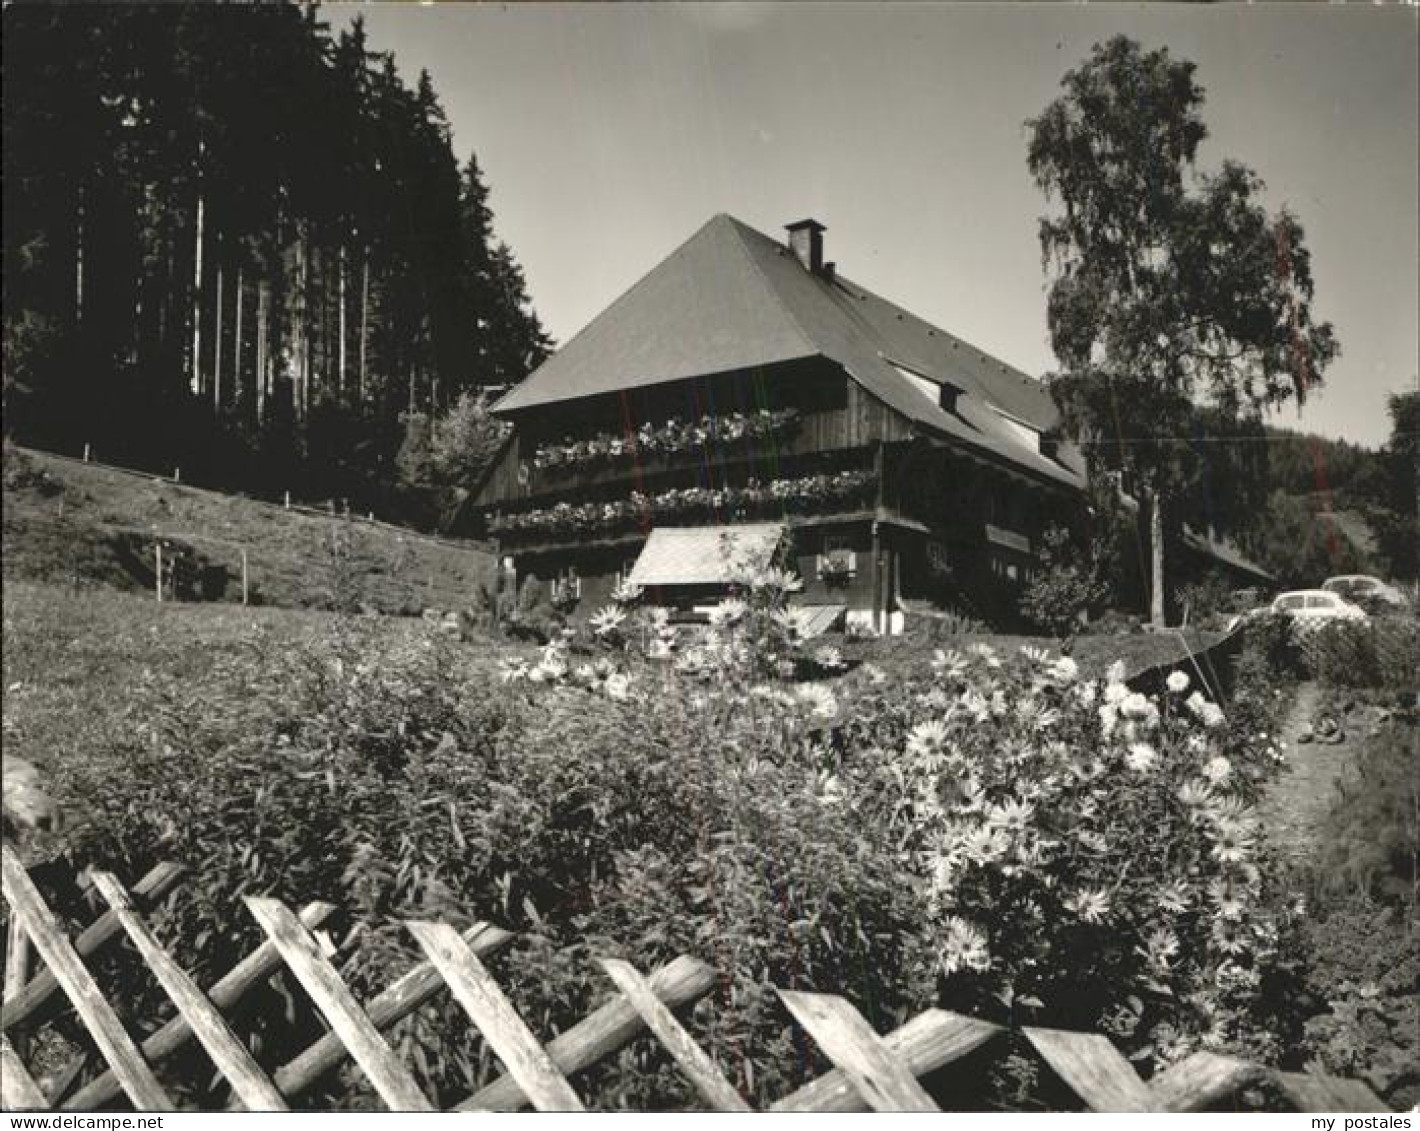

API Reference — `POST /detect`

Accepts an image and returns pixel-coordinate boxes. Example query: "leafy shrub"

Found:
[428,391,511,487]
[909,609,992,637]
[501,573,558,642]
[1018,525,1111,637]
[1313,719,1419,901]
[1175,572,1234,628]
[1299,898,1419,1109]
[1089,609,1145,635]
[1236,611,1304,682]
[1296,619,1420,692]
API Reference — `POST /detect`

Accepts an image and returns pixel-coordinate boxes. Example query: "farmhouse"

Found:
[467,214,1261,630]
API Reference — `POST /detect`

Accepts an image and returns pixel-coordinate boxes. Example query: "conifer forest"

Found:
[3,4,551,516]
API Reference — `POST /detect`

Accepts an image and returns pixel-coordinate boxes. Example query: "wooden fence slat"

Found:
[88,872,287,1111]
[772,1008,1002,1113]
[1275,1071,1392,1113]
[1149,1050,1264,1112]
[64,900,336,1111]
[1024,1026,1153,1112]
[1,1034,49,1110]
[455,953,716,1112]
[4,913,33,1059]
[244,897,433,1111]
[406,920,584,1112]
[596,957,750,1111]
[0,845,171,1111]
[271,921,511,1102]
[776,989,940,1112]
[4,915,32,1002]
[3,861,185,1032]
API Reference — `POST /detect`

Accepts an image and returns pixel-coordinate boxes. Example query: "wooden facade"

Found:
[467,355,1073,631]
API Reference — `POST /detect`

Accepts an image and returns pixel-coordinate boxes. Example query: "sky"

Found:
[338,1,1418,447]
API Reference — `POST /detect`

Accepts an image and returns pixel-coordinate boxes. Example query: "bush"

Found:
[1295,618,1419,693]
[1175,573,1234,628]
[1297,711,1420,1109]
[1236,611,1305,682]
[1018,525,1111,637]
[1299,899,1419,1109]
[1313,719,1420,902]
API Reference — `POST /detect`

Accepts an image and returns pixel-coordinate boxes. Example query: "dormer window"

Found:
[988,404,1044,453]
[887,358,960,414]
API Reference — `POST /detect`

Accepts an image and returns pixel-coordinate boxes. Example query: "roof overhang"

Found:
[626,523,786,587]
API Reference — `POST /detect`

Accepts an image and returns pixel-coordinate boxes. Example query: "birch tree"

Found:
[1027,36,1338,625]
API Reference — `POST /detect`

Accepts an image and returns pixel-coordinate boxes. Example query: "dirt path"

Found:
[1258,682,1358,861]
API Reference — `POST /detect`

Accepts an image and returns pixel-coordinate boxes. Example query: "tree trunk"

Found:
[190,167,205,395]
[233,265,243,410]
[256,280,269,422]
[1149,486,1167,628]
[358,251,369,402]
[293,233,308,420]
[213,258,224,411]
[75,187,85,327]
[337,245,347,398]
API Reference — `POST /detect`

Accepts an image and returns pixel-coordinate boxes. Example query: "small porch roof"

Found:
[626,523,786,587]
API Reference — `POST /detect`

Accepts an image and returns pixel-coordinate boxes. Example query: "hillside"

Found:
[2,446,493,615]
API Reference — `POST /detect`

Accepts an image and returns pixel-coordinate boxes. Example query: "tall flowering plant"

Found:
[891,647,1294,1065]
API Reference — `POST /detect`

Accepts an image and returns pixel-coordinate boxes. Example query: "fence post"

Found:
[240,549,249,606]
[82,443,91,463]
[173,467,180,483]
[284,490,291,510]
[155,542,163,604]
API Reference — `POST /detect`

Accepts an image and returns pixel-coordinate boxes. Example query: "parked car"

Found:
[1270,589,1369,624]
[1321,574,1410,610]
[1227,589,1369,632]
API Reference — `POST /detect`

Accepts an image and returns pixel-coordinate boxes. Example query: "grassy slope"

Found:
[2,580,330,771]
[3,446,492,614]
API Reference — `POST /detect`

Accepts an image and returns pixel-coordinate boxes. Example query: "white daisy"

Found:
[1064,887,1112,924]
[937,916,992,975]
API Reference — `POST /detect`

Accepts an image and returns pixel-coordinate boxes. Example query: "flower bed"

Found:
[532,408,801,471]
[489,469,876,540]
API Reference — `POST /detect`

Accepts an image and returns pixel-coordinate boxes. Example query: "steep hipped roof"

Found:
[495,213,1082,488]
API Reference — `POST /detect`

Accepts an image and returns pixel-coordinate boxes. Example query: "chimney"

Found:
[785,218,826,275]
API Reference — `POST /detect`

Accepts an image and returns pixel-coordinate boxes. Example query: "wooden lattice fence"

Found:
[0,844,1393,1113]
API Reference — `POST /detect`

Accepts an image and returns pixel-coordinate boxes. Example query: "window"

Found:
[988,404,1045,454]
[1276,594,1305,611]
[887,358,960,414]
[818,535,858,580]
[991,553,1026,585]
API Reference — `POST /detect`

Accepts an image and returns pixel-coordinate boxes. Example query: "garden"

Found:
[4,561,1414,1110]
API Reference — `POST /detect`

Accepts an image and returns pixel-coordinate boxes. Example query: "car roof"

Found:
[1324,575,1375,584]
[1275,589,1336,599]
